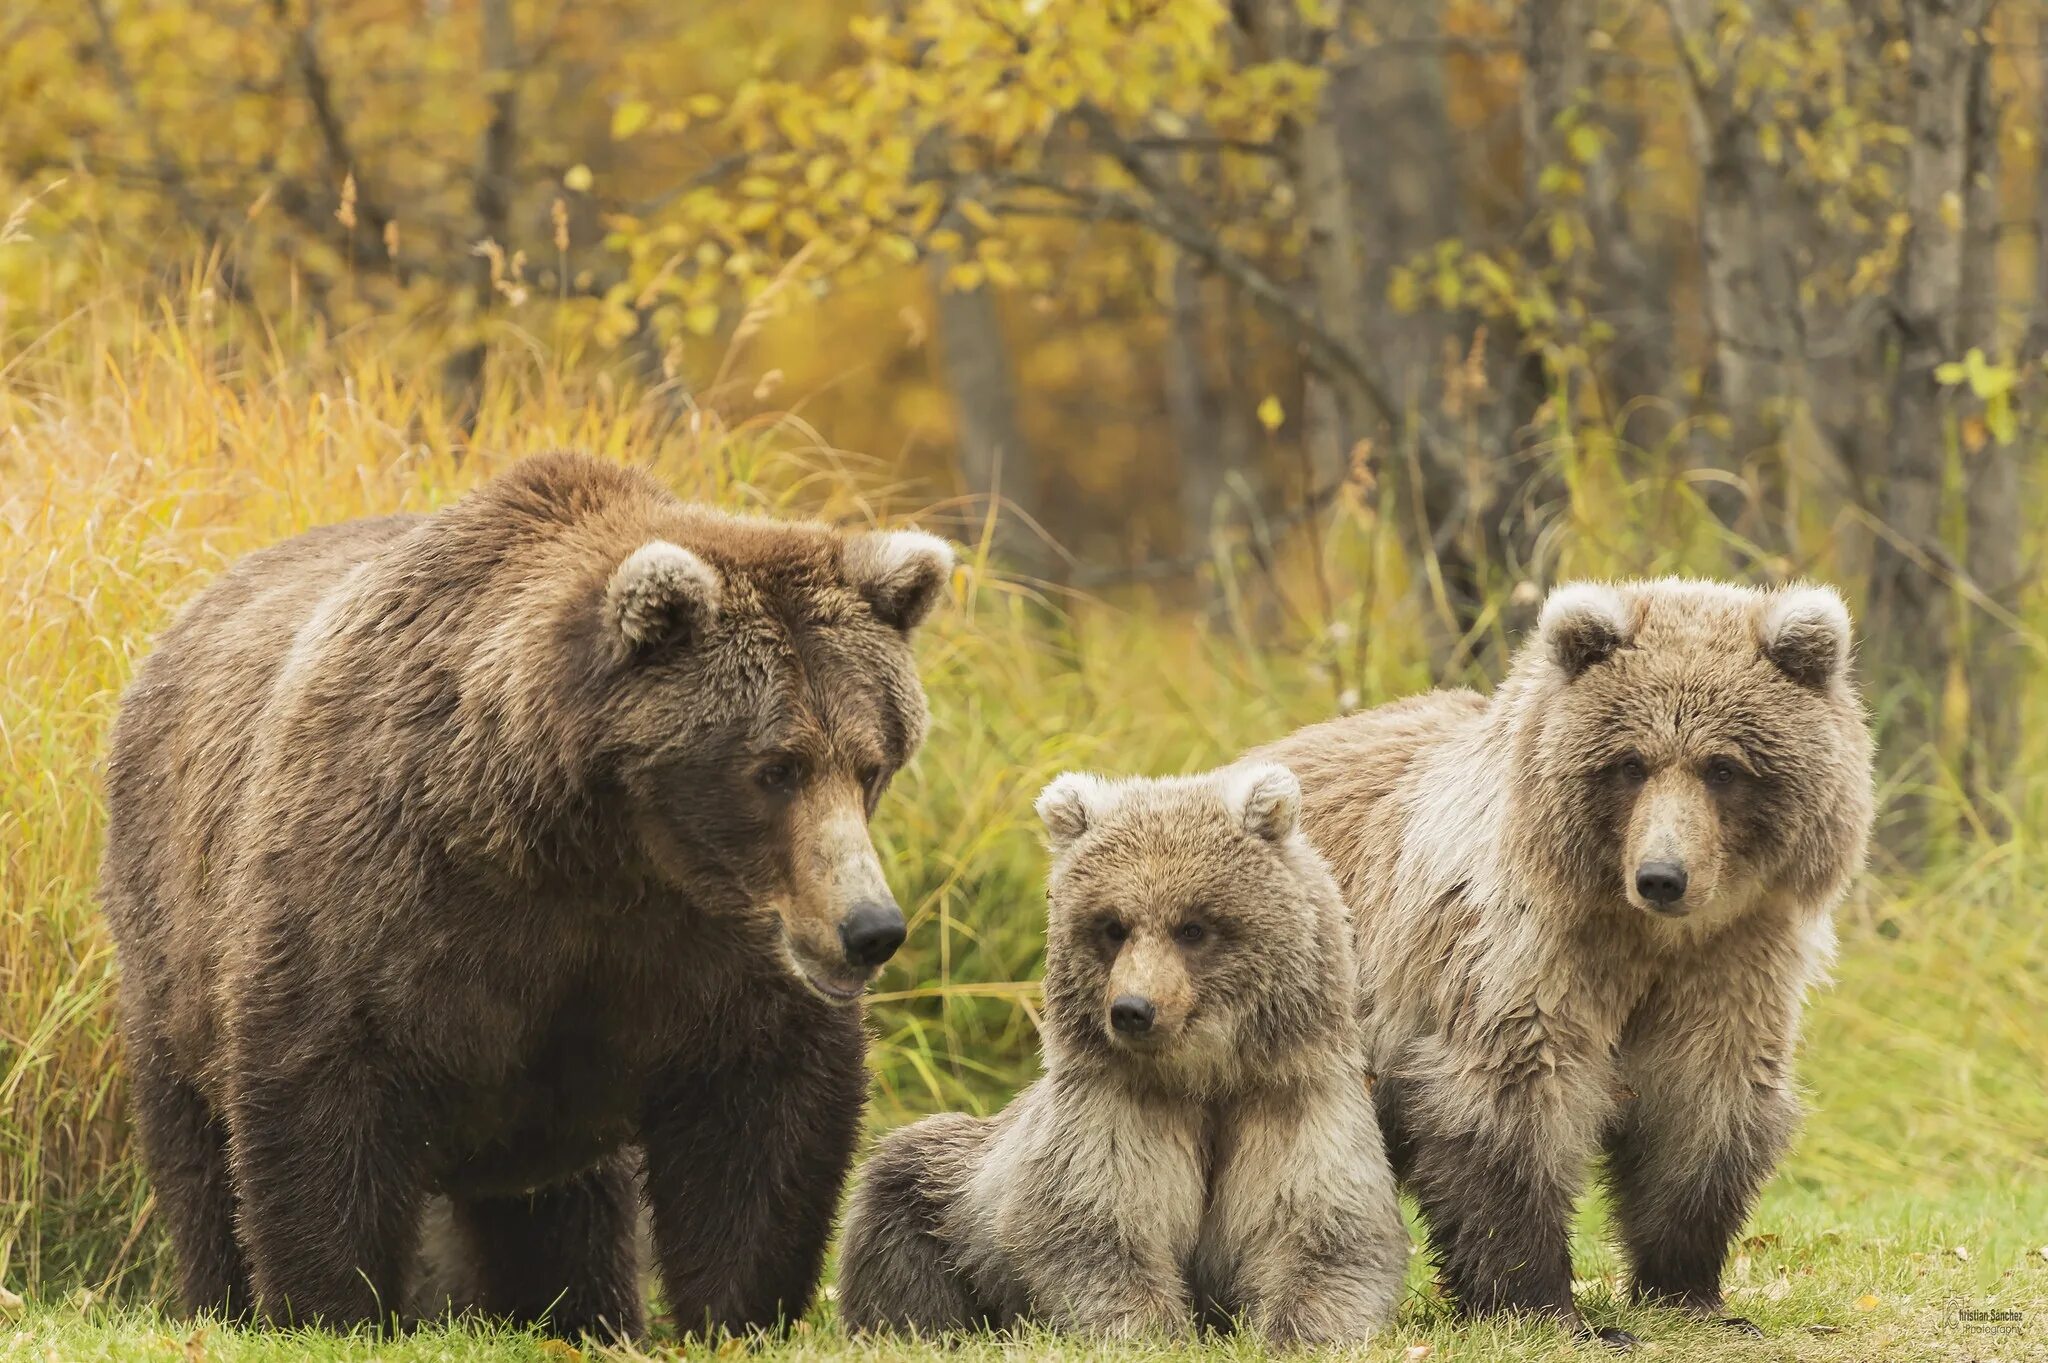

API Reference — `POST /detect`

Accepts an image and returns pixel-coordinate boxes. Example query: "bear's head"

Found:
[588,505,953,1004]
[1032,764,1352,1094]
[1513,578,1874,931]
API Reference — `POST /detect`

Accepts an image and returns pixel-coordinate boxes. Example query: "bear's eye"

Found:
[755,756,807,796]
[1173,922,1206,946]
[858,765,892,814]
[1704,757,1741,787]
[1100,919,1129,946]
[1615,754,1649,784]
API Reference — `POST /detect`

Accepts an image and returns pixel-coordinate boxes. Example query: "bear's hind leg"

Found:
[836,1121,984,1336]
[446,1153,644,1341]
[130,1060,252,1319]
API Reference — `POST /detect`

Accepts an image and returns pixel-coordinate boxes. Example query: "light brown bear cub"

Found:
[837,764,1408,1345]
[1255,579,1875,1346]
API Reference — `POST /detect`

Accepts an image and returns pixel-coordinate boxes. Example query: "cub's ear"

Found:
[1538,582,1631,678]
[1224,763,1302,843]
[605,540,722,654]
[843,529,955,632]
[1760,584,1852,688]
[1036,771,1117,851]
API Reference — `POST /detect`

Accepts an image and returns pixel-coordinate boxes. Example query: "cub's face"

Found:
[592,524,952,1003]
[1034,765,1338,1090]
[1524,580,1875,927]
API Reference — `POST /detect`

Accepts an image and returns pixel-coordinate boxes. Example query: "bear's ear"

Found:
[843,529,955,632]
[1224,763,1301,843]
[605,540,722,654]
[1760,584,1852,688]
[1538,582,1631,678]
[1035,771,1117,851]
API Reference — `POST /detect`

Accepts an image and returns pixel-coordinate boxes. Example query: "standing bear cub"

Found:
[1255,579,1875,1344]
[837,764,1409,1346]
[100,452,953,1336]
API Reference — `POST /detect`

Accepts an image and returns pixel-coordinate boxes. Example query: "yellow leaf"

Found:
[611,100,653,140]
[1855,1294,1881,1311]
[563,164,593,193]
[684,302,719,336]
[1938,190,1962,232]
[960,200,1000,234]
[686,93,724,118]
[1257,395,1285,431]
[944,261,985,291]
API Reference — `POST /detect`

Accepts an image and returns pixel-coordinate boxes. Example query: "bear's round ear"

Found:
[605,540,722,655]
[1225,763,1301,843]
[1759,584,1852,688]
[1538,582,1631,678]
[1036,771,1116,851]
[843,529,956,633]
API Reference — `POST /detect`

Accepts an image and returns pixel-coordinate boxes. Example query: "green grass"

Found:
[8,1185,2046,1360]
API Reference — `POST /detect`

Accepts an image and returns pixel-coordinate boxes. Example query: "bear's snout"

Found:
[1634,860,1689,911]
[1108,994,1156,1037]
[839,899,908,970]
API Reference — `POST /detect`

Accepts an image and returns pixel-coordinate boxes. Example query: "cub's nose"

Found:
[839,900,907,970]
[1109,994,1156,1036]
[1635,861,1689,908]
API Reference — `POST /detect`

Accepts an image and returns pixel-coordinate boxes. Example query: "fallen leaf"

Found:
[1257,395,1285,432]
[535,1342,583,1363]
[0,1286,20,1317]
[1952,1246,1971,1262]
[183,1325,209,1363]
[1855,1294,1881,1311]
[1808,1323,1842,1335]
[1404,1346,1432,1361]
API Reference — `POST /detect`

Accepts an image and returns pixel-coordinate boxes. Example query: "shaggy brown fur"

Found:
[836,765,1408,1346]
[99,452,953,1336]
[1253,579,1874,1345]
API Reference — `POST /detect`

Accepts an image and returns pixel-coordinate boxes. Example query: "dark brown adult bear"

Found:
[99,452,954,1337]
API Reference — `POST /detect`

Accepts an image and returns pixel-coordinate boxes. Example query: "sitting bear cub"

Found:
[837,764,1408,1345]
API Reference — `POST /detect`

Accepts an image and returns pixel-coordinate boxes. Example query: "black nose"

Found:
[839,901,906,969]
[1109,995,1156,1036]
[1635,861,1688,906]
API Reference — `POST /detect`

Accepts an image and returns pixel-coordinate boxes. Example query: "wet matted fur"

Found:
[836,764,1409,1346]
[98,452,954,1336]
[1252,579,1874,1343]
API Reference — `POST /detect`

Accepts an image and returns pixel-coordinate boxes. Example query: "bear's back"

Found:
[100,513,425,1047]
[1248,689,1488,909]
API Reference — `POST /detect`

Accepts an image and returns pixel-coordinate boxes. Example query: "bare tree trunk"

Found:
[1869,0,1989,846]
[1665,0,1804,539]
[445,0,520,413]
[927,259,1056,582]
[1163,251,1231,560]
[1958,20,2022,831]
[2032,3,2048,355]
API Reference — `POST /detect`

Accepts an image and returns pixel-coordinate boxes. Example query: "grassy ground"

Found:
[8,1186,2047,1361]
[3,281,2046,1357]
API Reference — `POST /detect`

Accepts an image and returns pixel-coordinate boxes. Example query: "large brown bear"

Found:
[99,452,954,1336]
[1253,579,1874,1346]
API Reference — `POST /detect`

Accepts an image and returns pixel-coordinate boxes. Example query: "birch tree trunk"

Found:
[1958,21,2022,829]
[1665,0,1804,537]
[927,258,1056,583]
[1868,0,1990,843]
